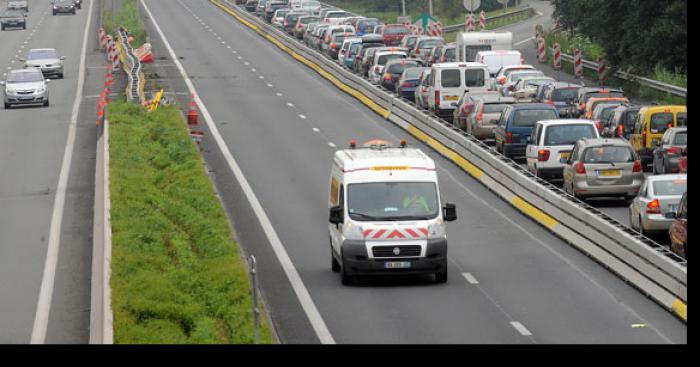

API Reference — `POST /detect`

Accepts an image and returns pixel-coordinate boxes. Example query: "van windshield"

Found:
[650,112,673,133]
[348,182,439,221]
[377,53,405,65]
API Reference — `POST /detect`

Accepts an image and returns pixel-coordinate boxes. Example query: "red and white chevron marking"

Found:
[553,42,561,69]
[574,48,583,78]
[363,228,429,240]
[479,11,486,31]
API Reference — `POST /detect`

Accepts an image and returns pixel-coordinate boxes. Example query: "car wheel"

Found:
[330,240,340,273]
[59,73,64,79]
[53,11,56,15]
[73,9,76,14]
[435,261,447,283]
[44,99,49,107]
[4,102,10,109]
[1,26,4,31]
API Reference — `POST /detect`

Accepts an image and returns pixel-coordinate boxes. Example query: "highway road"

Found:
[142,0,686,344]
[0,0,102,343]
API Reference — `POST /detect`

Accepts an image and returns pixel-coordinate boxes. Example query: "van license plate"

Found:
[598,169,621,177]
[384,261,411,269]
[444,95,459,101]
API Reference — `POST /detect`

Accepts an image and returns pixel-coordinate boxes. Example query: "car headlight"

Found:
[53,5,58,9]
[427,218,445,239]
[343,220,364,241]
[37,86,46,93]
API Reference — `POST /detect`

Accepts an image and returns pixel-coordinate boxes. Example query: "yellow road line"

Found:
[672,299,687,321]
[511,196,558,230]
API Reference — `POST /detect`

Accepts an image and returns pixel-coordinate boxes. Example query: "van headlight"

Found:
[427,218,445,239]
[343,221,364,241]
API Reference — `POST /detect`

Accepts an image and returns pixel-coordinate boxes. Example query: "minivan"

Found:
[426,62,491,120]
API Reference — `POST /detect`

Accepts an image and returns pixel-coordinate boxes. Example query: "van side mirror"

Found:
[443,203,457,222]
[329,206,344,224]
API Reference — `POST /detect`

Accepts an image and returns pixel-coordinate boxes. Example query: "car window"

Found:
[377,54,405,65]
[385,26,409,35]
[28,50,58,60]
[544,124,597,146]
[483,103,510,114]
[418,39,443,49]
[512,109,557,127]
[678,194,687,219]
[673,131,687,145]
[465,69,485,87]
[652,179,687,196]
[441,69,461,88]
[625,110,638,128]
[677,112,687,127]
[444,48,456,61]
[570,144,580,162]
[387,61,421,74]
[583,146,635,163]
[650,112,674,134]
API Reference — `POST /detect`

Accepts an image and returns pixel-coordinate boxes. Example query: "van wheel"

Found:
[435,262,447,283]
[340,251,352,285]
[331,243,340,273]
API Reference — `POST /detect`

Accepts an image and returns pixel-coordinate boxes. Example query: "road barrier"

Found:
[479,11,486,31]
[574,48,583,78]
[443,6,535,33]
[537,36,546,63]
[552,42,561,70]
[115,27,145,104]
[465,13,474,32]
[597,57,607,85]
[215,0,687,322]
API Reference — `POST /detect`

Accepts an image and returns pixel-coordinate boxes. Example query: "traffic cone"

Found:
[187,94,199,126]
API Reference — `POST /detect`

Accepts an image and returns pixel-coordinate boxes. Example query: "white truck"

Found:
[456,31,513,63]
[328,140,457,285]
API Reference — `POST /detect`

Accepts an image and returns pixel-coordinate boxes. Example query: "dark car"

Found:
[668,192,687,258]
[574,87,625,117]
[539,82,581,118]
[606,105,640,140]
[494,104,559,159]
[396,67,428,101]
[356,18,380,36]
[328,32,354,60]
[380,59,423,92]
[381,24,410,46]
[245,0,259,12]
[652,127,687,174]
[52,0,77,15]
[294,15,319,40]
[1,9,26,30]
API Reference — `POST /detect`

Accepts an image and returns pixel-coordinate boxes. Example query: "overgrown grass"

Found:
[102,0,146,46]
[109,102,275,344]
[544,31,605,62]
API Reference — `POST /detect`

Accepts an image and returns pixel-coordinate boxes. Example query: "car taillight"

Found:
[642,130,647,146]
[538,149,550,162]
[476,108,484,122]
[331,43,336,49]
[646,199,661,214]
[284,21,288,26]
[543,99,554,105]
[326,36,331,43]
[580,102,586,112]
[506,131,512,144]
[617,124,623,137]
[520,56,525,64]
[402,81,412,88]
[415,48,420,55]
[668,147,680,155]
[383,73,392,81]
[575,161,586,174]
[633,160,642,173]
[595,120,602,131]
[435,91,440,107]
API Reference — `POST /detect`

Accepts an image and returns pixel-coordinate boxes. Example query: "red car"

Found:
[381,24,410,46]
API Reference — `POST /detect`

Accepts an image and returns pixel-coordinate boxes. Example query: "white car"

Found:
[2,68,50,109]
[525,119,599,179]
[476,50,523,77]
[499,69,545,96]
[338,37,361,64]
[512,76,557,100]
[368,50,407,84]
[21,48,65,79]
[629,174,687,235]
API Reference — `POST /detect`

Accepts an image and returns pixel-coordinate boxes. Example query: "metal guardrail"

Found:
[218,0,686,320]
[117,27,146,103]
[550,48,687,98]
[443,6,535,32]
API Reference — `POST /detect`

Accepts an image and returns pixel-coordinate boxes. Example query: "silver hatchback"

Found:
[562,138,644,200]
[1,69,50,109]
[629,174,687,235]
[22,48,65,79]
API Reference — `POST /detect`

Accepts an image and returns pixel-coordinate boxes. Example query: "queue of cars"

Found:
[243,1,687,258]
[1,2,71,108]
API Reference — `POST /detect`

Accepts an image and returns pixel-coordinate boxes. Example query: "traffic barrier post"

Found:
[249,255,260,345]
[537,36,546,63]
[597,57,607,85]
[479,11,486,31]
[574,48,583,78]
[553,42,561,70]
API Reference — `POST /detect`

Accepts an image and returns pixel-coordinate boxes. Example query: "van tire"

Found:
[435,264,447,283]
[341,263,352,285]
[331,251,340,273]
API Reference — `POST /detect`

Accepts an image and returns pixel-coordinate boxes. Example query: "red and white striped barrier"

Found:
[105,35,120,70]
[98,27,107,49]
[537,36,546,63]
[465,13,475,32]
[552,42,561,70]
[435,21,442,37]
[574,48,583,78]
[597,57,607,84]
[479,11,486,31]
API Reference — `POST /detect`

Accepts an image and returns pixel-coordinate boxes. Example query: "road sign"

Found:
[463,0,481,12]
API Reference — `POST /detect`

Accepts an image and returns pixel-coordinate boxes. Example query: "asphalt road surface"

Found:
[142,0,686,344]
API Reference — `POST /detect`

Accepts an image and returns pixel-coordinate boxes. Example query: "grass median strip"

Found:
[109,102,275,344]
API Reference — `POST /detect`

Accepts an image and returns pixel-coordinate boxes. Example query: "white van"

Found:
[427,62,491,119]
[475,50,523,76]
[525,119,600,179]
[328,140,457,285]
[456,32,513,62]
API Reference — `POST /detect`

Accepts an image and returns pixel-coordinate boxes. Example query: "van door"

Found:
[465,67,489,93]
[329,176,344,255]
[436,68,464,109]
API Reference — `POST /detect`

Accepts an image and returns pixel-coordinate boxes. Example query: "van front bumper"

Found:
[341,238,447,276]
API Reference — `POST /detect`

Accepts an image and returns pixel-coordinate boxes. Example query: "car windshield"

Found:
[483,103,510,114]
[358,19,379,28]
[583,146,635,163]
[302,1,319,6]
[419,39,443,49]
[584,91,624,102]
[510,72,543,82]
[28,50,58,60]
[7,71,43,83]
[650,112,674,133]
[512,109,557,127]
[3,10,24,17]
[300,17,318,24]
[275,10,289,17]
[387,61,421,74]
[652,179,687,196]
[673,131,687,145]
[676,112,687,127]
[551,88,578,102]
[377,54,405,65]
[503,68,534,77]
[385,26,409,35]
[544,124,597,146]
[403,67,426,79]
[327,12,347,18]
[348,182,439,221]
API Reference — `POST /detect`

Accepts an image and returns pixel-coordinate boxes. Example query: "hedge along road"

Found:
[142,0,685,343]
[0,0,101,343]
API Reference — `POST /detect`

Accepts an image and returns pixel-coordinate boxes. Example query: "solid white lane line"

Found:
[462,272,479,284]
[510,321,533,336]
[141,0,335,345]
[30,0,93,344]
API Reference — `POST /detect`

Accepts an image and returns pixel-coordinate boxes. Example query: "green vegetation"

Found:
[109,102,275,344]
[444,10,531,43]
[102,0,147,45]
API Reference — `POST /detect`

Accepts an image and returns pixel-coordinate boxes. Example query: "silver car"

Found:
[562,138,644,200]
[1,69,50,109]
[22,48,65,78]
[629,174,687,235]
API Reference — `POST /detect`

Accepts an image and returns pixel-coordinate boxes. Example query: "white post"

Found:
[429,0,433,17]
[402,0,406,16]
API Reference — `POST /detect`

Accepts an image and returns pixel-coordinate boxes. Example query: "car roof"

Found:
[511,103,557,110]
[432,62,487,68]
[645,174,687,182]
[576,138,632,148]
[537,119,595,126]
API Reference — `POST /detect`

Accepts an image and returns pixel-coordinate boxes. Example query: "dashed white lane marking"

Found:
[462,272,479,284]
[259,75,264,79]
[251,68,256,72]
[287,102,294,107]
[510,322,533,336]
[300,114,307,119]
[267,83,273,87]
[233,50,237,54]
[328,142,337,148]
[276,92,283,97]
[244,61,249,65]
[312,128,319,133]
[227,45,231,49]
